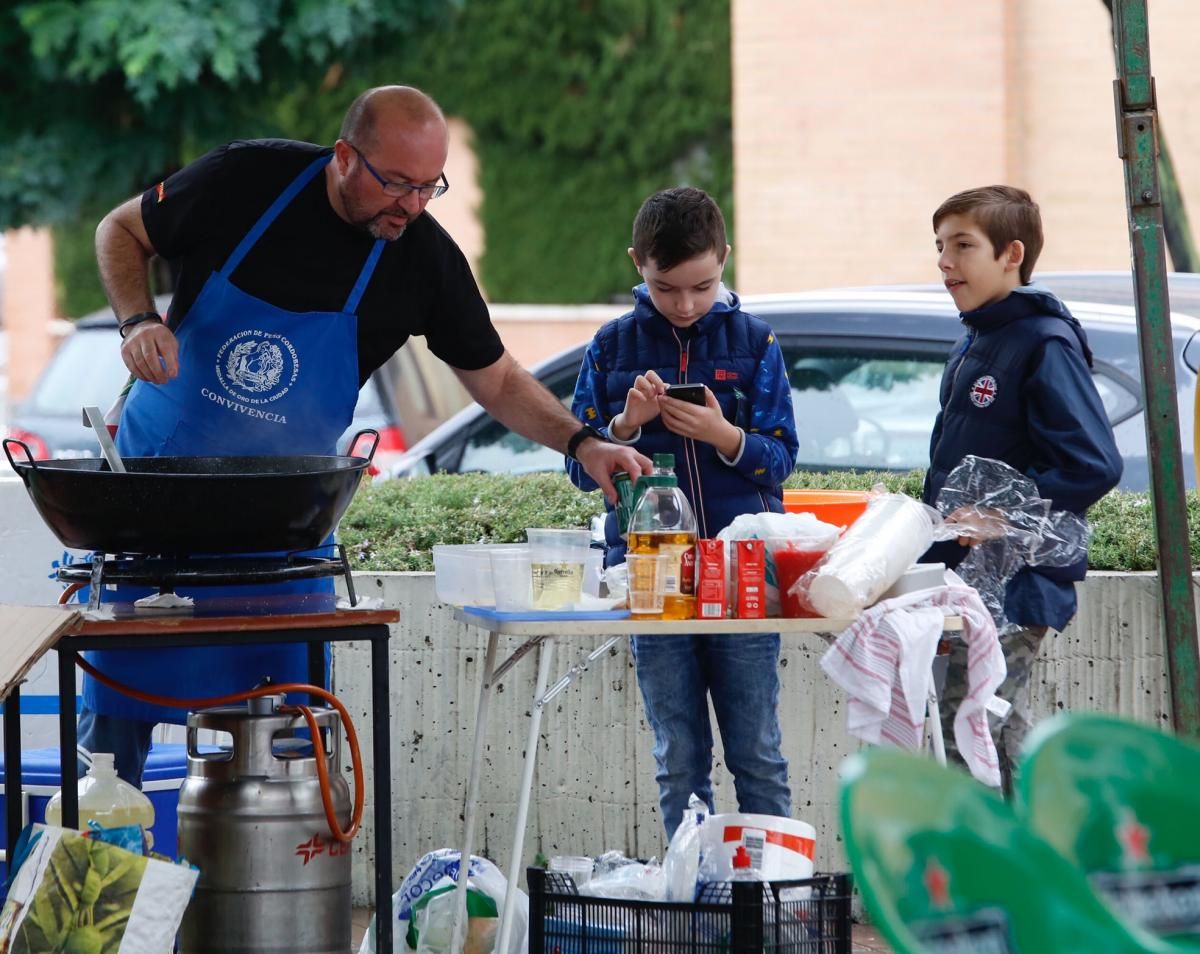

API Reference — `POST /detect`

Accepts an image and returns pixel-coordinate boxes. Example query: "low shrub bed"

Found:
[339,471,1197,573]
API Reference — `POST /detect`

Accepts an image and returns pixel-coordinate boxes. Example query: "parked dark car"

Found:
[386,274,1200,492]
[5,299,468,476]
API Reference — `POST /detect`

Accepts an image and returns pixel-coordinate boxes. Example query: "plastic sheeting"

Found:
[930,455,1090,632]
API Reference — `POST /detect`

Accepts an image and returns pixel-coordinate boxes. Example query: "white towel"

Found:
[820,584,1007,787]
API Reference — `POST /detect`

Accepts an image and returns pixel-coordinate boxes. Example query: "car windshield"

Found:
[458,373,576,473]
[787,347,945,470]
[26,330,130,414]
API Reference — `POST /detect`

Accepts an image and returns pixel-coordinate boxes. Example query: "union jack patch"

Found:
[969,375,998,408]
[155,181,166,203]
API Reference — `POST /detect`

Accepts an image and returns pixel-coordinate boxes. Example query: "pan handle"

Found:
[348,428,380,465]
[3,438,37,485]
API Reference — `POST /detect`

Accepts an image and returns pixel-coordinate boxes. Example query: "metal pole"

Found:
[450,631,500,954]
[5,686,23,861]
[495,635,557,954]
[1112,0,1200,737]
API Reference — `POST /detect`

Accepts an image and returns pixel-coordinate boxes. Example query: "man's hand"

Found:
[944,505,1008,547]
[121,321,180,384]
[575,439,652,503]
[612,370,666,439]
[659,386,742,459]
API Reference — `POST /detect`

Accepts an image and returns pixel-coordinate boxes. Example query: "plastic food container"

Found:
[782,490,870,529]
[433,544,527,606]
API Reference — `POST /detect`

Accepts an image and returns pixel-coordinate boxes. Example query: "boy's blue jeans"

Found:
[631,632,791,839]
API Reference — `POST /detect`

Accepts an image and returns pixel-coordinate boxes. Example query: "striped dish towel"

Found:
[820,584,1006,787]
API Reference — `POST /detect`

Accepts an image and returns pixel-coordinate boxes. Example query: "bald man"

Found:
[87,86,650,788]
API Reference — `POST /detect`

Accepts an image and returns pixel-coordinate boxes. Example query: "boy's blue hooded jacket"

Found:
[922,284,1123,630]
[567,285,798,560]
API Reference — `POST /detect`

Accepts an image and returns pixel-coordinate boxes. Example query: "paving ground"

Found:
[350,909,893,952]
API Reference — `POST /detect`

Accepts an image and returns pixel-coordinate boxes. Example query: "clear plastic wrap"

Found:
[929,455,1090,631]
[662,793,709,902]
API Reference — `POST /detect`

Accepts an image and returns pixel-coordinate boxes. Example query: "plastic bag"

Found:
[357,848,527,954]
[578,861,667,901]
[717,512,841,615]
[930,456,1091,632]
[662,793,709,901]
[602,563,628,603]
[0,824,197,954]
[790,491,939,618]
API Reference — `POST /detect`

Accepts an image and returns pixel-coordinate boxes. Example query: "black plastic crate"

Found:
[527,866,852,953]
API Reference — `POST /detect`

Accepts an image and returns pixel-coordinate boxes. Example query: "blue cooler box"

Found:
[0,743,190,887]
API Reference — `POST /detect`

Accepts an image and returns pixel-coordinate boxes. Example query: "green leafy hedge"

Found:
[340,471,1194,573]
[408,0,733,303]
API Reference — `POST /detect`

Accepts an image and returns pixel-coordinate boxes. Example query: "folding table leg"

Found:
[495,635,556,954]
[926,687,947,765]
[450,630,500,954]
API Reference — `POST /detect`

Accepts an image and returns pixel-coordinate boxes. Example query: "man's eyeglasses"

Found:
[347,143,449,200]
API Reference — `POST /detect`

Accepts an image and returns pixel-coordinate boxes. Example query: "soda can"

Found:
[613,471,635,536]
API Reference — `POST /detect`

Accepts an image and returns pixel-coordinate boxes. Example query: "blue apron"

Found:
[85,154,386,723]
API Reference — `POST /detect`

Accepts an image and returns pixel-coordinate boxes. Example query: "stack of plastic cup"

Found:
[526,528,592,610]
[490,547,534,612]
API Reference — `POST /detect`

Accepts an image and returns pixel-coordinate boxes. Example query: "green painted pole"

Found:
[1112,0,1200,737]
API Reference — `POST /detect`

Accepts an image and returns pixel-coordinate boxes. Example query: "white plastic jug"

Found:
[45,752,155,845]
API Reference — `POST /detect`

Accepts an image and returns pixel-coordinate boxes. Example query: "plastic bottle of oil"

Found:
[45,752,156,844]
[628,453,697,620]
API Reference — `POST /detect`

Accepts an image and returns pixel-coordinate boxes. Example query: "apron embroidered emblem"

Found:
[215,331,300,404]
[969,375,998,408]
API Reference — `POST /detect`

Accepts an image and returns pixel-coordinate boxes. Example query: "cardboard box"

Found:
[696,539,727,619]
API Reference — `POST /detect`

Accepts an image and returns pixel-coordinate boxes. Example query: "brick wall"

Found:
[731,0,1200,293]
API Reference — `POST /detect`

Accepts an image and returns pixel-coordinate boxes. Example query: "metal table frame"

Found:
[3,606,397,954]
[448,608,964,954]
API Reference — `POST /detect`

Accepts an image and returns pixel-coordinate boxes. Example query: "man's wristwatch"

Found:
[566,424,606,461]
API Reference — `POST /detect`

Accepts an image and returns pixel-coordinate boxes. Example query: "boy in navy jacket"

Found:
[567,187,798,837]
[925,185,1122,793]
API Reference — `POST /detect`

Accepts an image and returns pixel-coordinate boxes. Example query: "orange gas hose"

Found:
[61,583,363,843]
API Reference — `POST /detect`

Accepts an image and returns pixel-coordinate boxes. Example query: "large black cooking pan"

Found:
[4,431,378,556]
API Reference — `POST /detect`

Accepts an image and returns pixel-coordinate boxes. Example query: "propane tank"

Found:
[177,695,352,954]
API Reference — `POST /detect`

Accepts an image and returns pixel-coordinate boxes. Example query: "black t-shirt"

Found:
[141,139,503,385]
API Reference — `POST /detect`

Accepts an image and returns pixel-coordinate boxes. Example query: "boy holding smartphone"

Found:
[565,186,799,838]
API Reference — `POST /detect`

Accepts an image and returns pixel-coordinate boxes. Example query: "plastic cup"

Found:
[770,538,826,618]
[490,548,533,612]
[549,855,594,887]
[626,553,667,615]
[526,528,591,610]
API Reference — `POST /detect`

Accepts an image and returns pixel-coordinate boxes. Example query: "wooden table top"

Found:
[62,596,398,636]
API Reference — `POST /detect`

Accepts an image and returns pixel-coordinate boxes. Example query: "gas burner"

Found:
[58,545,358,610]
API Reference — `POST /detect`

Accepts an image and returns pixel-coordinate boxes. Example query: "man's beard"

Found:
[366,215,407,241]
[341,187,409,241]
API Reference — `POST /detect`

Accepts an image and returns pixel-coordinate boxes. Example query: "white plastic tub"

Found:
[432,544,527,606]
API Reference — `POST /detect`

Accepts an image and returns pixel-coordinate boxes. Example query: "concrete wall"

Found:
[731,0,1200,293]
[335,569,1177,905]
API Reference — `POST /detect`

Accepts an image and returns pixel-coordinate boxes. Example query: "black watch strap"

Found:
[118,311,162,339]
[566,424,606,461]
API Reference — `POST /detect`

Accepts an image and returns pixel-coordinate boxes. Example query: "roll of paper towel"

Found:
[805,494,936,618]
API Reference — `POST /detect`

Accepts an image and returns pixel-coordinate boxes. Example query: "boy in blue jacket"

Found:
[925,185,1122,794]
[566,187,799,837]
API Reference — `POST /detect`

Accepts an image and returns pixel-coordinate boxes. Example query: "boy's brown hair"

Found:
[933,185,1043,284]
[632,187,727,271]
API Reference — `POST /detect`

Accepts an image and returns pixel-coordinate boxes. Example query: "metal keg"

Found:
[177,695,352,954]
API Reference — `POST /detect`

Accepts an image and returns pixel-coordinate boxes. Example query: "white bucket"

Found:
[698,813,816,881]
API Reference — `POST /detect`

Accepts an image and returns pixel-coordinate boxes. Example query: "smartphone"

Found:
[666,383,707,405]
